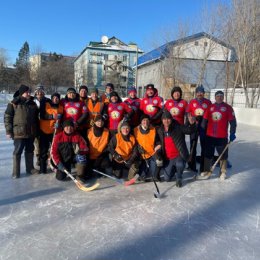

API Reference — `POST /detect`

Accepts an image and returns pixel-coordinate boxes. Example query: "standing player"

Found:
[186,85,211,173]
[140,84,164,126]
[200,91,237,180]
[164,86,188,125]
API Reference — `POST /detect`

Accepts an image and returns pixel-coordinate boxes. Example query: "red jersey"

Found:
[164,99,188,125]
[108,102,132,130]
[140,87,163,120]
[62,99,88,123]
[164,136,179,159]
[124,97,141,127]
[187,98,211,118]
[203,102,236,138]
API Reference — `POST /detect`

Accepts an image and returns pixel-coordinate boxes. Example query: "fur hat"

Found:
[19,84,30,96]
[171,86,182,98]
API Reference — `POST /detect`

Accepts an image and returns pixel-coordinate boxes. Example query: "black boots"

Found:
[12,155,21,179]
[25,153,39,175]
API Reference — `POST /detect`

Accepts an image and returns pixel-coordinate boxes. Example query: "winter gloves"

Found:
[229,133,236,142]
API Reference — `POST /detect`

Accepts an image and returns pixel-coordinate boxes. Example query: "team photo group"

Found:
[4,82,237,189]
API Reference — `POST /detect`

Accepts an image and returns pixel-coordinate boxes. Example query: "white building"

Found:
[137,32,237,99]
[74,36,143,96]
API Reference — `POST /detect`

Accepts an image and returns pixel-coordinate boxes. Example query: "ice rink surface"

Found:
[0,104,259,260]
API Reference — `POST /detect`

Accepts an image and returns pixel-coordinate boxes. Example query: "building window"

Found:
[204,42,208,47]
[114,55,117,60]
[123,55,127,62]
[194,41,199,46]
[104,54,108,60]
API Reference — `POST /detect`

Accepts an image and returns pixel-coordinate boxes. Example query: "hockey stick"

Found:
[64,169,100,192]
[199,141,231,180]
[92,169,125,185]
[145,159,161,198]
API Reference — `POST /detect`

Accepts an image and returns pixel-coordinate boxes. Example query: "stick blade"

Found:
[76,181,100,192]
[124,175,139,186]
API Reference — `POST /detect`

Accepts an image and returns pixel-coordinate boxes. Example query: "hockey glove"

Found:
[113,152,124,163]
[229,133,236,142]
[57,162,66,172]
[75,154,87,164]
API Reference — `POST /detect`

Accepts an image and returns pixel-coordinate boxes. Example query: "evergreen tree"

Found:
[15,41,31,84]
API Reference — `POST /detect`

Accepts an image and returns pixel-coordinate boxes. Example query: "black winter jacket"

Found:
[4,96,39,139]
[157,120,196,161]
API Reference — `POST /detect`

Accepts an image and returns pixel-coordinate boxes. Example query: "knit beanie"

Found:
[19,84,30,96]
[161,110,172,120]
[195,85,205,94]
[215,90,224,96]
[67,87,77,94]
[51,92,60,100]
[106,83,114,90]
[63,119,74,128]
[79,85,88,92]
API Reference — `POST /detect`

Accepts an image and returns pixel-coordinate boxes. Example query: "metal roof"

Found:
[137,32,236,66]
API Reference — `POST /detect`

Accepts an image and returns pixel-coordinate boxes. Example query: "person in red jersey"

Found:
[186,85,212,173]
[124,87,141,129]
[107,91,132,136]
[200,91,237,180]
[61,87,88,135]
[164,86,188,125]
[140,84,164,126]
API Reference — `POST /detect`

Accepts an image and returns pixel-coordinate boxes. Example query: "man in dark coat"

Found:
[4,84,39,178]
[157,110,196,187]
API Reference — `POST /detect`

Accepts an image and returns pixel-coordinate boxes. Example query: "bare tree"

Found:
[223,0,260,107]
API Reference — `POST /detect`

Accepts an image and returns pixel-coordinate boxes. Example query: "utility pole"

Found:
[135,44,138,87]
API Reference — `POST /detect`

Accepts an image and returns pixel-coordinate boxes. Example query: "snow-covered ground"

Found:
[0,103,259,260]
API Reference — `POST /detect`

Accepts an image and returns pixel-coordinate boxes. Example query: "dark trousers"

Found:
[163,156,185,182]
[138,156,158,179]
[188,127,206,172]
[204,136,228,172]
[56,161,72,181]
[13,138,35,156]
[39,132,53,172]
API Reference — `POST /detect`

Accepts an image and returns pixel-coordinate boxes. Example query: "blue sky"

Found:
[0,0,229,65]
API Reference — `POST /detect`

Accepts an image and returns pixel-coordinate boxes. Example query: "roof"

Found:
[75,36,143,62]
[137,32,236,67]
